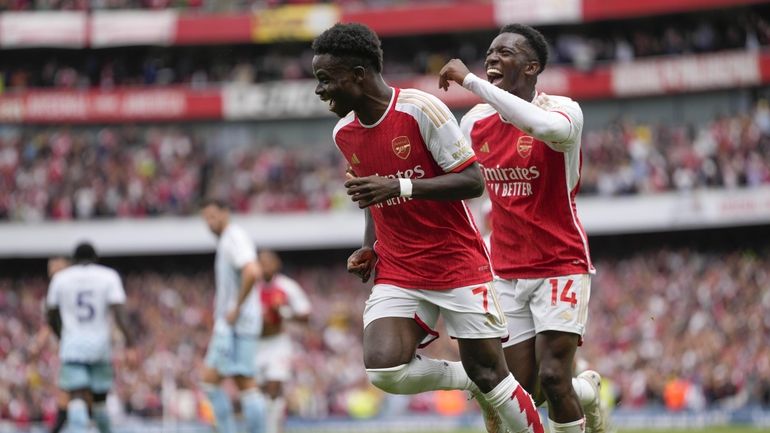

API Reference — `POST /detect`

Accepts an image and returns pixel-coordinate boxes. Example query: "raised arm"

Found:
[440,59,580,151]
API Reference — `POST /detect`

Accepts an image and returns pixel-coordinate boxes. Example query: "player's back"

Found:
[47,263,125,362]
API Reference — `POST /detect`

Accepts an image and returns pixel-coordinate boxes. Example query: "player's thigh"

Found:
[204,325,234,373]
[363,284,434,368]
[535,330,580,371]
[59,362,91,392]
[260,334,293,384]
[89,362,114,395]
[496,278,539,393]
[496,278,537,348]
[229,335,259,379]
[530,273,591,338]
[432,281,507,340]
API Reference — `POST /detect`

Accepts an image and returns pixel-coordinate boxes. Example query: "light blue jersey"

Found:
[214,224,262,336]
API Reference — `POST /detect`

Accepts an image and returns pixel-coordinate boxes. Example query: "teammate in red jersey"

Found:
[312,23,543,433]
[439,24,607,433]
[255,250,311,433]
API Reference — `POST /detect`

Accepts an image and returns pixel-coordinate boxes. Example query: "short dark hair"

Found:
[312,23,384,73]
[73,242,98,263]
[499,24,549,73]
[200,198,229,210]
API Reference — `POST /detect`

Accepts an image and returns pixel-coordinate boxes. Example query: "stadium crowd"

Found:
[2,9,768,91]
[2,98,770,221]
[0,247,769,426]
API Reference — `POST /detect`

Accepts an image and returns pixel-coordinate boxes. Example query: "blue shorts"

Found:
[204,326,258,377]
[59,362,113,393]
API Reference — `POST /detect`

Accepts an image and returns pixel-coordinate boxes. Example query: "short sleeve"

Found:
[397,89,476,173]
[224,226,257,269]
[282,276,311,316]
[107,270,126,305]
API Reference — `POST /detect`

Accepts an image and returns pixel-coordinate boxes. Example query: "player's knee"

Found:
[538,362,571,396]
[366,364,409,394]
[464,360,507,392]
[363,347,410,369]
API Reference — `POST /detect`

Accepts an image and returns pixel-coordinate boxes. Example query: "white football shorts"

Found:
[496,273,591,348]
[363,281,507,344]
[255,333,293,383]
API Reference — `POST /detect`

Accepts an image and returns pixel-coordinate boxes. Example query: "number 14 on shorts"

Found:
[550,279,577,308]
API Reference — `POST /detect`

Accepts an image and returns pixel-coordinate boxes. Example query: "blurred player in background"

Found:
[254,250,311,433]
[200,199,267,433]
[440,23,605,433]
[45,243,135,433]
[312,23,543,433]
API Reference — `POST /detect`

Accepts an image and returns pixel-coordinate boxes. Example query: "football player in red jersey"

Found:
[255,250,310,433]
[439,24,606,433]
[312,23,543,433]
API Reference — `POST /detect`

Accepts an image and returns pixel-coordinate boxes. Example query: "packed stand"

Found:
[0,124,350,221]
[1,246,770,426]
[1,8,769,92]
[580,99,770,196]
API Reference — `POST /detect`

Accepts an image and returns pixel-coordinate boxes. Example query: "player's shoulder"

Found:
[395,88,454,127]
[89,263,121,280]
[461,103,496,126]
[224,224,249,242]
[332,111,357,139]
[276,273,301,289]
[536,93,582,113]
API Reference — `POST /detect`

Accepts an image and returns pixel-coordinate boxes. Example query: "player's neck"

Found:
[512,86,536,102]
[355,77,393,126]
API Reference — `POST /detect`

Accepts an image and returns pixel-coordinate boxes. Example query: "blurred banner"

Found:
[3,50,768,123]
[91,10,176,47]
[0,88,221,123]
[252,4,340,43]
[0,11,86,48]
[493,0,582,25]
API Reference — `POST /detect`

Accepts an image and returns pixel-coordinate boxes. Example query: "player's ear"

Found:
[352,65,367,83]
[524,60,540,77]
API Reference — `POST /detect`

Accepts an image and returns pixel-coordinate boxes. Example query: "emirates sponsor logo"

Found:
[392,136,411,159]
[481,165,540,182]
[517,136,533,158]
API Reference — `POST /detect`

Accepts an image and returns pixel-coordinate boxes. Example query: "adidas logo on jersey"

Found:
[480,142,490,153]
[351,153,361,165]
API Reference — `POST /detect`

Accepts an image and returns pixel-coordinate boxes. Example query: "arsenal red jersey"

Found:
[333,87,492,290]
[260,274,310,328]
[461,95,594,279]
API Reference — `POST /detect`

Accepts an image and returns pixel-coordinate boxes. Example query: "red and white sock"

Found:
[482,373,544,433]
